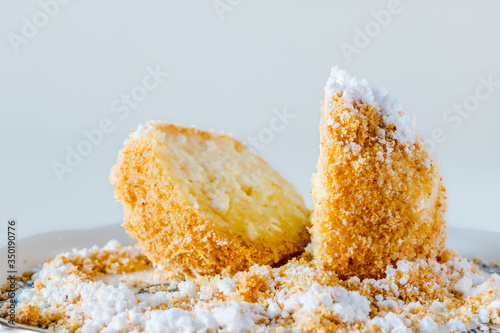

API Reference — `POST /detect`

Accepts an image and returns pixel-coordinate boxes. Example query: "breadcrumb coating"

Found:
[311,92,447,279]
[110,122,310,276]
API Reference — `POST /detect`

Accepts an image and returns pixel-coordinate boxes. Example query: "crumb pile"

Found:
[3,241,500,332]
[312,66,447,279]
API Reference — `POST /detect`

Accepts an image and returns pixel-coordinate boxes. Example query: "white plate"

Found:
[0,225,499,332]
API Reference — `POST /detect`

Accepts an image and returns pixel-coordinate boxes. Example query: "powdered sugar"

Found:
[276,281,370,323]
[454,276,473,296]
[130,121,157,140]
[178,281,198,298]
[419,316,438,332]
[447,319,466,332]
[324,66,417,145]
[217,277,236,295]
[371,312,411,333]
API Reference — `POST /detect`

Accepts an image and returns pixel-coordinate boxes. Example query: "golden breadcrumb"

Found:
[311,94,447,279]
[110,121,310,276]
[58,245,151,278]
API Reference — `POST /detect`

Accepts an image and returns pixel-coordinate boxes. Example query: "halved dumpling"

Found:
[311,67,447,279]
[110,121,310,275]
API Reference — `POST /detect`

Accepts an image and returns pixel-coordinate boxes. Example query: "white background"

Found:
[1,0,499,240]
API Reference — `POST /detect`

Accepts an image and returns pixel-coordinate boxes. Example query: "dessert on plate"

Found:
[2,67,499,333]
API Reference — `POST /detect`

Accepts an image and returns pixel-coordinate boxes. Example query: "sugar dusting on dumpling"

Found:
[324,66,417,145]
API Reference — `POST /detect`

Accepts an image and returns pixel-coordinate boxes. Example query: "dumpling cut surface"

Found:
[110,121,310,275]
[311,67,447,279]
